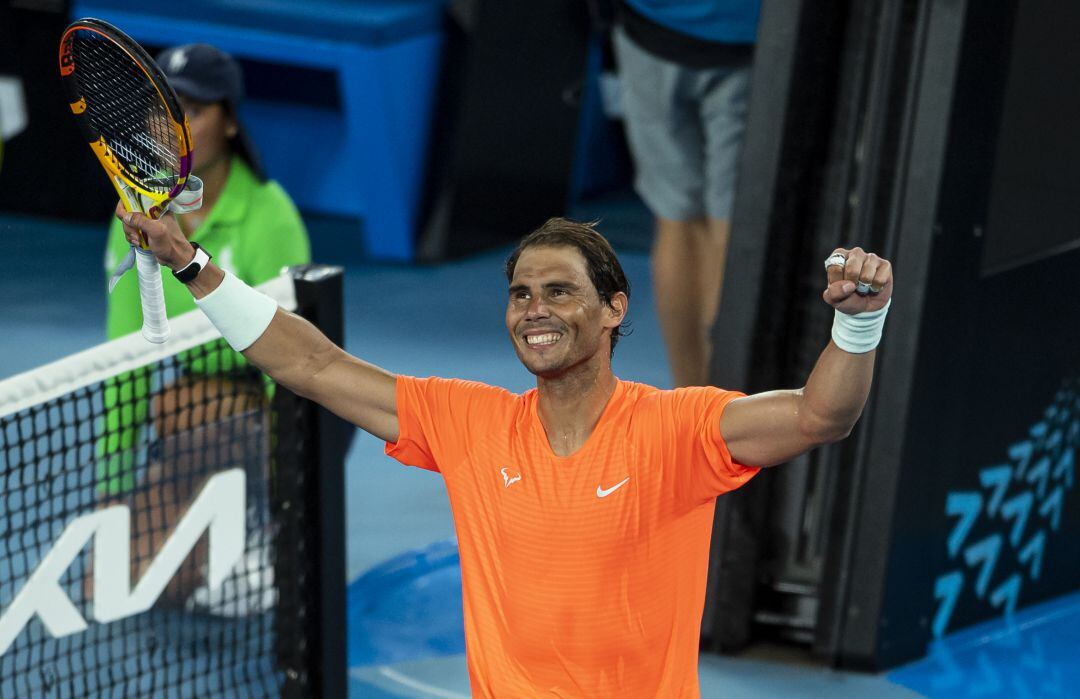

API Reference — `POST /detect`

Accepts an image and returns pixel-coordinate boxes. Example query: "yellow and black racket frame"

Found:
[59,17,193,221]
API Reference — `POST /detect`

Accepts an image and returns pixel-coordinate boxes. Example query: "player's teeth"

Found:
[527,333,559,345]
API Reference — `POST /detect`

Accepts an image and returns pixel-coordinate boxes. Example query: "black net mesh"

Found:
[0,338,316,697]
[67,27,183,194]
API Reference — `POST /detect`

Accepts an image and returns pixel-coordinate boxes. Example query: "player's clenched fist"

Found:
[115,202,194,271]
[822,247,893,316]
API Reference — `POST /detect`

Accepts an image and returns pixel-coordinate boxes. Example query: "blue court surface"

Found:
[2,212,1078,697]
[348,587,1080,697]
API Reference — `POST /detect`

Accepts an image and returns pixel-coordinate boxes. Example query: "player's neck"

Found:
[535,363,617,458]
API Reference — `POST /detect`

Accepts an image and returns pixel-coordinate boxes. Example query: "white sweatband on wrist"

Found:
[832,299,891,353]
[195,270,279,351]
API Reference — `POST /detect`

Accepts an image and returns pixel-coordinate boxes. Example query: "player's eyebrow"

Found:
[508,280,582,295]
[543,280,581,289]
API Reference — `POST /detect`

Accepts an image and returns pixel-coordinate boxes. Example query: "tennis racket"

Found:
[59,18,193,344]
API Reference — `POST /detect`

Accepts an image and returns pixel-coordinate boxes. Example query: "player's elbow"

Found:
[276,339,342,398]
[799,410,856,446]
[794,387,863,446]
[303,343,346,390]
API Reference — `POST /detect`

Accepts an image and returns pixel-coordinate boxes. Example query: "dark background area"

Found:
[981,0,1080,275]
[0,1,117,220]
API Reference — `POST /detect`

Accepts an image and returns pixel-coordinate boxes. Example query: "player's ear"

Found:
[605,292,628,328]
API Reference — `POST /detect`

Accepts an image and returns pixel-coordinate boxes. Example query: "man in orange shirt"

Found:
[119,211,893,697]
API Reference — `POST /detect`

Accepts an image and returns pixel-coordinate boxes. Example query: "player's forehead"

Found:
[510,245,592,286]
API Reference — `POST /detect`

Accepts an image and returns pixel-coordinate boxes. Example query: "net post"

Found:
[273,264,351,698]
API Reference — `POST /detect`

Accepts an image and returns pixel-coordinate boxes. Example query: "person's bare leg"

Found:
[653,217,704,387]
[652,216,732,387]
[700,216,731,380]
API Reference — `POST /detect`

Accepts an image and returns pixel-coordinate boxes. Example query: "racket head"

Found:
[59,18,192,219]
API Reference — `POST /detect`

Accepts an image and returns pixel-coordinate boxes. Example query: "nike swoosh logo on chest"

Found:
[596,477,630,498]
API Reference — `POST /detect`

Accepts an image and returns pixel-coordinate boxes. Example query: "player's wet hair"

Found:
[505,218,631,357]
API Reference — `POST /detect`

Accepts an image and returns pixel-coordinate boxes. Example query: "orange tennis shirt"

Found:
[386,377,760,697]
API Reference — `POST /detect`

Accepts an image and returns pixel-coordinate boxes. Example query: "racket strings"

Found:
[70,30,183,193]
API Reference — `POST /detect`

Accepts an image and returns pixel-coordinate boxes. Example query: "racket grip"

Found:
[135,247,170,343]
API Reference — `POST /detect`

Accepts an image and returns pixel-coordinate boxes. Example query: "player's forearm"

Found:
[242,306,339,392]
[797,271,893,443]
[115,210,399,435]
[186,261,400,441]
[184,261,334,387]
[797,341,876,444]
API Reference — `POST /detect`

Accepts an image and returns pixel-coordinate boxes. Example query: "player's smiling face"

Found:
[506,245,624,377]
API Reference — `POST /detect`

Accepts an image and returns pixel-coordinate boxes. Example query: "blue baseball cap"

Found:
[157,43,265,179]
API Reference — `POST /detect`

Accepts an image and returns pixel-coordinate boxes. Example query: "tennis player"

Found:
[119,211,892,697]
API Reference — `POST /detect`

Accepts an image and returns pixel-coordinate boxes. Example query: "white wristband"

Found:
[195,270,279,351]
[831,299,891,353]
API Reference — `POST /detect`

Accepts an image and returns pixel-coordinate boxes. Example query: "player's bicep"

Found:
[720,389,821,467]
[305,352,399,443]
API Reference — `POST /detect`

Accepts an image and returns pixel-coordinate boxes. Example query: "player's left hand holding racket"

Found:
[60,18,194,344]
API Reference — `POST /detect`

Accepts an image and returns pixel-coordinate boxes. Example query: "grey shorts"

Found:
[613,27,751,222]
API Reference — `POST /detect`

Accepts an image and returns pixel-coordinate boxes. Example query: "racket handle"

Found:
[135,247,170,343]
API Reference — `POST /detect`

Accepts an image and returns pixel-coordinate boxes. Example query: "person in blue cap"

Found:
[99,45,311,524]
[104,42,310,345]
[96,46,313,615]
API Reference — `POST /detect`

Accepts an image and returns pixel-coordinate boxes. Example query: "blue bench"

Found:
[73,0,448,261]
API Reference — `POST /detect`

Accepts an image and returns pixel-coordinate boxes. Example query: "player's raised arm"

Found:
[118,206,400,443]
[719,247,893,467]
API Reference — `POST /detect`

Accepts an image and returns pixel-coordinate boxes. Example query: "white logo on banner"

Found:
[0,468,246,655]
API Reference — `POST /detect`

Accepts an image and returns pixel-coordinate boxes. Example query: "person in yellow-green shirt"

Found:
[101,44,310,498]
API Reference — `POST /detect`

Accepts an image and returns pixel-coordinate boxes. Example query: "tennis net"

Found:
[0,266,348,698]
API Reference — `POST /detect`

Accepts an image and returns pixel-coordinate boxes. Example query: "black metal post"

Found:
[274,265,352,698]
